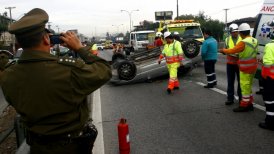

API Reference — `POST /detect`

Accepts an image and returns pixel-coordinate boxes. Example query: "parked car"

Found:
[96,44,104,50]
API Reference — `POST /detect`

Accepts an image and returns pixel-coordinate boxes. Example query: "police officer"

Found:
[259,32,274,130]
[0,8,112,154]
[220,23,258,112]
[158,32,184,94]
[224,23,242,105]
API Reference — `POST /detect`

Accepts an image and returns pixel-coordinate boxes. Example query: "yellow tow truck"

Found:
[155,19,204,58]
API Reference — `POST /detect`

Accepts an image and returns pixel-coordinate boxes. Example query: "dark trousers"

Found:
[258,79,264,91]
[204,60,217,86]
[30,140,92,154]
[262,77,274,128]
[226,64,242,101]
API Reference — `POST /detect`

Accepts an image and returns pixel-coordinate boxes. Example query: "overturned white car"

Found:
[110,39,202,85]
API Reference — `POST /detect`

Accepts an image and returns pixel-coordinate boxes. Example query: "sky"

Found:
[0,0,264,37]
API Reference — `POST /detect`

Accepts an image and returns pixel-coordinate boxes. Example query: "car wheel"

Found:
[117,61,137,80]
[112,53,126,63]
[182,40,200,58]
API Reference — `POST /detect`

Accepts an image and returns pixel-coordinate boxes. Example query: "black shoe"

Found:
[167,88,172,94]
[258,122,274,131]
[256,90,263,95]
[225,100,234,105]
[204,85,214,88]
[212,82,217,86]
[233,105,254,112]
[174,87,179,90]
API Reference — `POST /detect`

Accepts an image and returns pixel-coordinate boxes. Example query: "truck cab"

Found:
[129,30,155,51]
[158,20,204,42]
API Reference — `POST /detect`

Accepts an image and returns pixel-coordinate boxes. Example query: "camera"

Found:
[50,35,64,44]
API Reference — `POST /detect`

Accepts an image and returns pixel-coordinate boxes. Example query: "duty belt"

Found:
[26,129,84,145]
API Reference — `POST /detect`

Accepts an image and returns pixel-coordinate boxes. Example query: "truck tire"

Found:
[112,53,126,63]
[182,40,200,59]
[117,61,137,81]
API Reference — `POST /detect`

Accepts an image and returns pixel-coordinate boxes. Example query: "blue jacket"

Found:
[201,36,218,60]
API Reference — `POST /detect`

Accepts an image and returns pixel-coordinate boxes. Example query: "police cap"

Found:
[8,8,49,36]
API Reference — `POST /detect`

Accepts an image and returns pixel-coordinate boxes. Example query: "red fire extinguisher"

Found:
[118,118,130,154]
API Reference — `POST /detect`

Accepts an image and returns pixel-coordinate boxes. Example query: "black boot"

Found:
[174,87,180,90]
[167,88,172,94]
[258,122,274,131]
[225,100,234,105]
[204,84,214,88]
[233,105,254,112]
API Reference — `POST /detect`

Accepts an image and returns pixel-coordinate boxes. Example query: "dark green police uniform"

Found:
[0,52,10,71]
[0,8,112,154]
[0,50,14,81]
[1,48,111,135]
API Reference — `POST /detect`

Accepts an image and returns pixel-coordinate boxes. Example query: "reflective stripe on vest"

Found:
[262,64,274,79]
[238,38,258,73]
[261,41,274,79]
[226,36,241,64]
[164,40,183,64]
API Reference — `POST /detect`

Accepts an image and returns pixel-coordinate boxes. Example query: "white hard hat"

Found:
[164,31,171,38]
[238,23,251,31]
[174,31,179,35]
[229,23,238,32]
[156,32,162,37]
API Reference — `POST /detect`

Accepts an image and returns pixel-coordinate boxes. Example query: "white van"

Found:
[129,30,155,51]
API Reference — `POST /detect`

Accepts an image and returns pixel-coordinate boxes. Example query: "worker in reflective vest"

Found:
[158,31,183,94]
[220,23,258,112]
[90,44,98,55]
[259,35,274,130]
[224,23,242,105]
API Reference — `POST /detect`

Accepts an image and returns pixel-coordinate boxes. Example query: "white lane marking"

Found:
[196,82,266,111]
[92,89,105,154]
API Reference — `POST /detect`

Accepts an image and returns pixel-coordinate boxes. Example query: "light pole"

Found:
[177,0,179,20]
[5,7,16,24]
[224,8,229,33]
[121,9,139,32]
[5,7,16,53]
[55,25,60,33]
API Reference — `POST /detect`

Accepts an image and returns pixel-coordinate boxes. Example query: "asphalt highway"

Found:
[93,49,274,154]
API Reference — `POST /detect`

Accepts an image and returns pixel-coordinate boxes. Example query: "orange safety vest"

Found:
[227,55,239,65]
[262,65,274,79]
[159,40,183,64]
[261,41,274,79]
[238,37,258,74]
[226,36,241,64]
